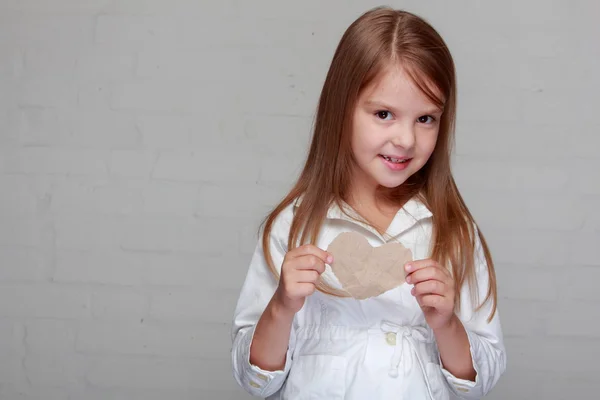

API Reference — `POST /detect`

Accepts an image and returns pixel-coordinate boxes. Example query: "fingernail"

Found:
[405,264,412,272]
[327,255,333,264]
[405,275,411,284]
[411,287,415,295]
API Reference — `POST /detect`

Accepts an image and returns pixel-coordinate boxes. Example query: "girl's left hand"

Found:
[404,259,456,331]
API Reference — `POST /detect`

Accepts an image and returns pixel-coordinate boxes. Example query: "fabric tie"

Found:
[380,320,436,399]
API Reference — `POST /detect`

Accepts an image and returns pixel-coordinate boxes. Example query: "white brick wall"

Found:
[0,0,598,399]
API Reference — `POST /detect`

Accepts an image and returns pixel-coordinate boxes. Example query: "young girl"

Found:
[231,6,505,400]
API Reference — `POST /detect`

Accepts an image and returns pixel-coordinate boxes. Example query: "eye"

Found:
[375,110,393,120]
[417,115,436,124]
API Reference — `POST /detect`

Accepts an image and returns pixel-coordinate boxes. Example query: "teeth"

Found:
[382,155,407,163]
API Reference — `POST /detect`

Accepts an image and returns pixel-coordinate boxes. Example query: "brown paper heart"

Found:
[326,232,413,300]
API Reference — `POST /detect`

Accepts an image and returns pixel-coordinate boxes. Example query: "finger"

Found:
[294,254,326,274]
[406,266,451,285]
[295,270,321,284]
[405,259,451,279]
[290,244,333,264]
[412,280,449,297]
[295,282,318,298]
[286,282,318,298]
[415,294,447,310]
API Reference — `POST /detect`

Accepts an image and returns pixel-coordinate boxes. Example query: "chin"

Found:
[376,176,410,189]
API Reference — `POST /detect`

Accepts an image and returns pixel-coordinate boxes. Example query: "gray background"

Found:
[0,0,599,399]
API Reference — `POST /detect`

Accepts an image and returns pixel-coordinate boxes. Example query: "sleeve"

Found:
[440,226,507,399]
[230,211,296,398]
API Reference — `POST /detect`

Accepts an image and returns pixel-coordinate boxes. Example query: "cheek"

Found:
[418,131,439,157]
[351,117,375,155]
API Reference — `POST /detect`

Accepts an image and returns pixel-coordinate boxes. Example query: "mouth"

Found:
[379,155,411,164]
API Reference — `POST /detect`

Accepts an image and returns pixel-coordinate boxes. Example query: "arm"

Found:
[405,226,506,399]
[250,294,296,371]
[433,314,476,381]
[231,210,330,398]
[231,222,293,398]
[438,230,506,399]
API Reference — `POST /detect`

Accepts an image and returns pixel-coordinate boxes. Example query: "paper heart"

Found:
[327,232,413,300]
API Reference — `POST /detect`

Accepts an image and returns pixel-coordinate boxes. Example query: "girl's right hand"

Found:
[273,244,333,315]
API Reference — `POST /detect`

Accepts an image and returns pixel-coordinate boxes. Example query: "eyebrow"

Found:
[364,100,444,115]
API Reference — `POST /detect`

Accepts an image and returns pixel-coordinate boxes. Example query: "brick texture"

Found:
[0,0,598,399]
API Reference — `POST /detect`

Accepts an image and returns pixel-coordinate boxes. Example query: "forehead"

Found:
[360,63,443,109]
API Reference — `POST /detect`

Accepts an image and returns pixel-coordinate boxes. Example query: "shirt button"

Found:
[249,380,261,388]
[456,387,469,392]
[385,332,397,346]
[257,373,268,381]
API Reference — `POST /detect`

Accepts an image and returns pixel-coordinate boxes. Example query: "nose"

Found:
[390,122,416,149]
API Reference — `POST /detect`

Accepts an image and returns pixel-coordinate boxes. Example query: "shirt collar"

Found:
[292,194,433,240]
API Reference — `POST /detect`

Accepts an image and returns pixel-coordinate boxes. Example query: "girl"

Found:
[231,6,506,400]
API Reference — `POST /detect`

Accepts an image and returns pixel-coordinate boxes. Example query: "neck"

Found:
[346,182,398,217]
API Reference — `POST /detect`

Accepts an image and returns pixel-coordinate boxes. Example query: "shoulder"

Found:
[262,200,296,252]
[272,201,295,236]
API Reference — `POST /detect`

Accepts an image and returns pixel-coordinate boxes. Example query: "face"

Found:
[350,64,443,195]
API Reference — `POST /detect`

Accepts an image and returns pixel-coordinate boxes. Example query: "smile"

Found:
[380,155,410,164]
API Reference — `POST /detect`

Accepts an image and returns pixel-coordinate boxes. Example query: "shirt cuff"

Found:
[439,329,481,398]
[237,325,293,397]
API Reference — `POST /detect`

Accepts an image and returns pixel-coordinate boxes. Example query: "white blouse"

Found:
[231,198,506,399]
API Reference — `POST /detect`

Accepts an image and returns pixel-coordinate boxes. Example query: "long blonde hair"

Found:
[260,7,497,321]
